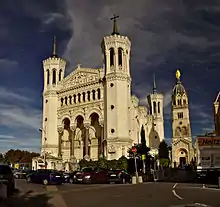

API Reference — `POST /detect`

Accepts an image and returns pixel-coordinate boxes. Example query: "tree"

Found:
[117,156,128,171]
[128,125,150,156]
[158,140,169,159]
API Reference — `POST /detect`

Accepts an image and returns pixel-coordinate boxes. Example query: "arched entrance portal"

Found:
[177,148,188,168]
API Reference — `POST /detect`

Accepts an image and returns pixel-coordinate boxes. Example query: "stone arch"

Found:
[59,69,62,81]
[58,115,71,126]
[175,126,181,137]
[62,117,70,130]
[46,69,50,85]
[52,69,56,84]
[176,148,188,167]
[75,115,85,129]
[118,47,123,66]
[109,47,114,66]
[86,108,103,122]
[72,111,85,124]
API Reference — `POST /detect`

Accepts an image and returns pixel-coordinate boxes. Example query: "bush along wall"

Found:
[78,156,128,170]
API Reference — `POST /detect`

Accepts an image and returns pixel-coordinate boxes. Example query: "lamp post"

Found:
[39,127,47,169]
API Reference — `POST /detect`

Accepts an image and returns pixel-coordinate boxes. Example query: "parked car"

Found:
[75,167,108,184]
[0,164,15,195]
[13,170,27,179]
[26,169,63,185]
[108,170,131,184]
[63,171,79,184]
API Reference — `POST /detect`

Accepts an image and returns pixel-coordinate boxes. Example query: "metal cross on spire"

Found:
[52,36,57,56]
[110,14,120,35]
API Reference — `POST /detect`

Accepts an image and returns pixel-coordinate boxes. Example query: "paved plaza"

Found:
[1,180,220,207]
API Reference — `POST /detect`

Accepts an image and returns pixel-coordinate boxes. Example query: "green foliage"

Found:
[97,157,108,169]
[107,159,118,170]
[117,156,128,170]
[78,156,129,171]
[158,140,169,159]
[141,125,147,148]
[1,149,40,164]
[78,159,89,169]
[159,158,170,167]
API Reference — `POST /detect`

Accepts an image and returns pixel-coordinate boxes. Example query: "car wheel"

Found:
[69,178,74,184]
[27,177,31,183]
[43,179,49,185]
[122,178,126,184]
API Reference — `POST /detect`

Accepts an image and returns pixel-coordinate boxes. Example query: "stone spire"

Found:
[153,74,156,94]
[52,36,57,57]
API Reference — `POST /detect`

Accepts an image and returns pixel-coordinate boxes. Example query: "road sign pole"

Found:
[134,153,139,183]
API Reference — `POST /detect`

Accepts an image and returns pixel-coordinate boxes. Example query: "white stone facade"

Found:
[171,70,194,167]
[34,24,165,170]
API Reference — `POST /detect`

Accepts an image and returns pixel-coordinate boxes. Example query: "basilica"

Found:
[32,17,165,171]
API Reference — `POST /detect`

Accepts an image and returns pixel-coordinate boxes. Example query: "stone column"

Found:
[70,124,77,158]
[99,121,104,157]
[84,123,90,158]
[57,127,64,158]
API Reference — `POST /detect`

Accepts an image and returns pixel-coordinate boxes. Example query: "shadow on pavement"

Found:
[1,189,53,207]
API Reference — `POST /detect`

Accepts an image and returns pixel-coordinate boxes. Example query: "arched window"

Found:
[69,96,72,105]
[52,69,56,84]
[87,91,90,101]
[73,95,76,103]
[82,92,86,102]
[64,97,68,105]
[92,90,96,100]
[118,48,123,66]
[183,99,186,105]
[61,98,64,106]
[59,69,62,81]
[177,99,181,105]
[153,101,157,114]
[46,70,50,85]
[158,102,160,114]
[97,88,101,99]
[110,48,114,66]
[78,93,81,103]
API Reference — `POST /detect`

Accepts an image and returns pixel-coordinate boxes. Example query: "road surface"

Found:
[1,179,220,207]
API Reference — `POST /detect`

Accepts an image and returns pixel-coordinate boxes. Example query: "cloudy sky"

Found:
[0,0,219,153]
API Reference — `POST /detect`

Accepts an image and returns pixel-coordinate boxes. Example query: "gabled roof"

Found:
[59,66,102,92]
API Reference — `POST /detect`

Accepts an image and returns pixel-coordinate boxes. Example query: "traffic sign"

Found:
[142,154,146,160]
[131,147,137,153]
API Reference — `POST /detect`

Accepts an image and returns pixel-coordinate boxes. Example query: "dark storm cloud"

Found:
[0,0,219,150]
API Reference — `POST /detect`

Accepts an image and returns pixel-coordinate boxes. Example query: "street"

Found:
[1,180,220,207]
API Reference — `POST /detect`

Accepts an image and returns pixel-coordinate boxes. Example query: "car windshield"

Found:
[0,165,12,174]
[82,168,93,172]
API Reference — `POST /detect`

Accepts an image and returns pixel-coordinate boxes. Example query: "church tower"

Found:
[42,37,66,156]
[101,15,132,160]
[171,69,193,167]
[147,75,164,143]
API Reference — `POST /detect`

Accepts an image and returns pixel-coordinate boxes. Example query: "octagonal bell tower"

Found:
[101,15,132,160]
[42,37,66,157]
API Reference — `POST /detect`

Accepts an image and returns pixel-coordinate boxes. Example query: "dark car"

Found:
[75,167,108,184]
[26,169,63,185]
[108,170,131,184]
[13,170,27,179]
[63,171,79,184]
[0,164,15,195]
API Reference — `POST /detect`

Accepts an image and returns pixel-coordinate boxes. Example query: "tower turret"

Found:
[171,69,193,167]
[147,75,164,142]
[41,37,66,156]
[43,37,66,92]
[101,15,132,159]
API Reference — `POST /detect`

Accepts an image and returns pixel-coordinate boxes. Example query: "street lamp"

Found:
[39,127,47,169]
